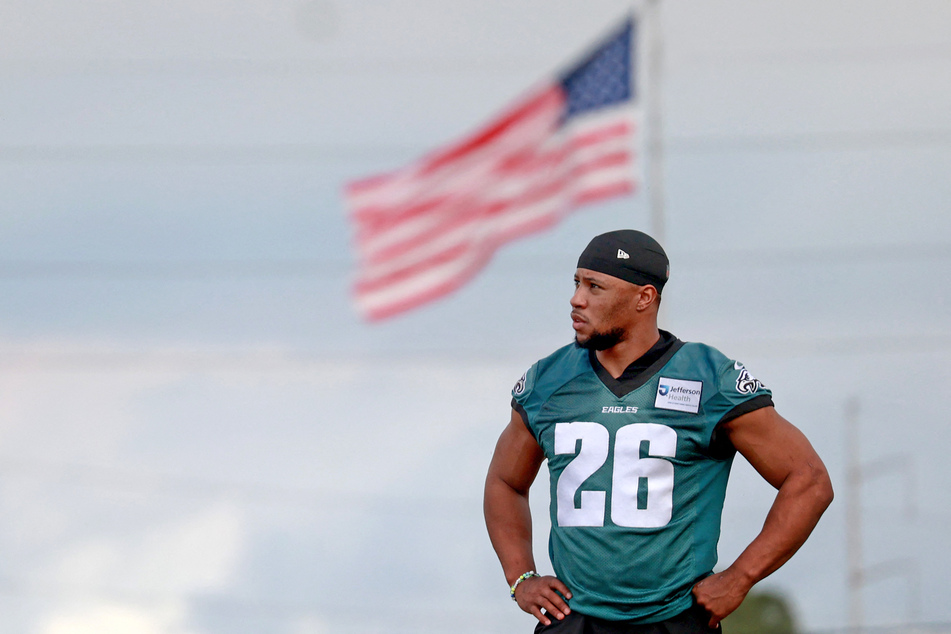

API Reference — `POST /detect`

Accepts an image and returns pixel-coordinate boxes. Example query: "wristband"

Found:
[509,571,541,601]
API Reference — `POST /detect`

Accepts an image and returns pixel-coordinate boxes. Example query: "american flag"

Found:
[346,17,639,321]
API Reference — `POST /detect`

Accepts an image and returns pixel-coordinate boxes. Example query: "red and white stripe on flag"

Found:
[345,18,638,321]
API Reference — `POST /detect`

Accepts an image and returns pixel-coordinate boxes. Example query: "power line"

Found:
[1,332,949,373]
[0,575,486,632]
[675,242,951,267]
[0,258,350,279]
[0,142,415,164]
[0,455,476,512]
[698,332,951,360]
[0,243,947,281]
[3,129,951,165]
[667,129,951,153]
[0,56,556,78]
[806,623,951,634]
[2,42,951,76]
[675,45,951,68]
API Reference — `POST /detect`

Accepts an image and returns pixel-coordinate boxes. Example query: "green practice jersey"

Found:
[511,332,772,623]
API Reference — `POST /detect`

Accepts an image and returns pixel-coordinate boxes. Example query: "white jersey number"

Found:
[555,422,676,528]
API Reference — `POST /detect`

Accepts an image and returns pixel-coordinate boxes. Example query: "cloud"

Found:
[49,501,246,593]
[34,502,245,634]
[41,603,175,634]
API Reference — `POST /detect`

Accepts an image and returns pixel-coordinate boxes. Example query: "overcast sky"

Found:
[1,1,950,633]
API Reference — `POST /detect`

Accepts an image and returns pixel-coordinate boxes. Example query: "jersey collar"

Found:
[588,329,683,398]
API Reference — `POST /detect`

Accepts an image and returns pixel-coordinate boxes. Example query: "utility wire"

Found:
[0,258,350,279]
[0,456,475,513]
[667,129,951,153]
[0,56,558,77]
[805,623,951,634]
[675,45,951,67]
[0,142,416,164]
[1,333,949,372]
[2,128,951,165]
[3,42,951,75]
[0,575,483,631]
[0,243,947,280]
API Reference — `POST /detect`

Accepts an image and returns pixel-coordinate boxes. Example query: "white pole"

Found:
[845,396,864,631]
[645,0,666,246]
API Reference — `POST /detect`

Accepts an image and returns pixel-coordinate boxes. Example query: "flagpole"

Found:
[645,0,666,246]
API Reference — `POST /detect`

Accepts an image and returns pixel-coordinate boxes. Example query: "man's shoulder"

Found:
[665,340,733,374]
[674,340,731,363]
[534,342,589,372]
[671,340,773,405]
[514,343,591,404]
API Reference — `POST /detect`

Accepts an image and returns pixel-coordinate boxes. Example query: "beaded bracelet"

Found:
[509,571,541,601]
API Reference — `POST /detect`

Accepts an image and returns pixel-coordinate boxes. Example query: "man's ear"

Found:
[635,285,659,312]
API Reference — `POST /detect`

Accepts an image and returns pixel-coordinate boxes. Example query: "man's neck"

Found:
[595,326,661,379]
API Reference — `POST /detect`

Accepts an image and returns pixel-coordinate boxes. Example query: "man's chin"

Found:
[574,328,624,351]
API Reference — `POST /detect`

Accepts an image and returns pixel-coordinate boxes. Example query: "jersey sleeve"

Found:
[510,364,538,434]
[703,358,774,458]
[706,358,774,423]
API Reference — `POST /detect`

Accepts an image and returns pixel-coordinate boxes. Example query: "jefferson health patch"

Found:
[654,377,702,414]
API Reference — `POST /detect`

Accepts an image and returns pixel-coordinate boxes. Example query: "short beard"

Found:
[575,327,625,351]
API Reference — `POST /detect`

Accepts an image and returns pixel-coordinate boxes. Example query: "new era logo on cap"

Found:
[617,249,630,259]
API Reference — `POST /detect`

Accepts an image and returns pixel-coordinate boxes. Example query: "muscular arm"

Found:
[484,409,572,625]
[693,406,834,627]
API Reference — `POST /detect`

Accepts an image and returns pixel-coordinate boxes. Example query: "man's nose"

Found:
[570,287,586,308]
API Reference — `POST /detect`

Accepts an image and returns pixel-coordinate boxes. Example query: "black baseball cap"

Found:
[577,230,669,292]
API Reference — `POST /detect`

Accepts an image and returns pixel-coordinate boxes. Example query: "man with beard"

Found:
[484,230,833,633]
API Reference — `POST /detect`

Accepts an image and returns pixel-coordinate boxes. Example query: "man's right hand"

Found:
[513,575,573,626]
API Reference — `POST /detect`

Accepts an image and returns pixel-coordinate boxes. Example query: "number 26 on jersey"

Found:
[555,422,676,529]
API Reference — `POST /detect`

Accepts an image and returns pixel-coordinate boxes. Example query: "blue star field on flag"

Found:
[560,18,635,122]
